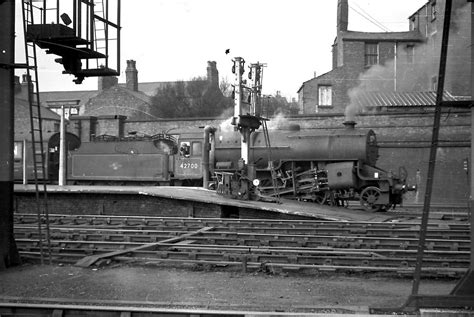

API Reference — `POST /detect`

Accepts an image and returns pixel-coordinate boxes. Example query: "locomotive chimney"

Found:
[343,120,356,129]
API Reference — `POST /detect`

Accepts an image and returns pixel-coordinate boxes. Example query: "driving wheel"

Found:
[360,186,382,212]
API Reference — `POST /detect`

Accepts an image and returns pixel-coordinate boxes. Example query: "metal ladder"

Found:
[93,0,108,68]
[21,0,52,265]
[261,120,280,202]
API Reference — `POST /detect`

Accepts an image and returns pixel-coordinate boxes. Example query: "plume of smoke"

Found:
[346,61,397,121]
[219,116,234,133]
[266,112,288,130]
[218,112,291,133]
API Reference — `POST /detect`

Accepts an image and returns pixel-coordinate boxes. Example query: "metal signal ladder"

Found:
[261,119,280,202]
[21,0,52,265]
[92,0,108,68]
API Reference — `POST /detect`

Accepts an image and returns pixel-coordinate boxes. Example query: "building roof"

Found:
[37,80,201,109]
[352,91,458,108]
[297,67,348,93]
[39,89,99,108]
[119,86,153,104]
[340,30,424,42]
[119,81,173,96]
[15,97,61,120]
[120,79,210,97]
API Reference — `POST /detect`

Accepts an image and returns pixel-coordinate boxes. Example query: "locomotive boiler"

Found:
[210,121,410,212]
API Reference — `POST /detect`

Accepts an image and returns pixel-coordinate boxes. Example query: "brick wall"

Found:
[64,109,474,206]
[14,192,223,217]
[96,115,126,137]
[14,192,317,219]
[124,110,470,205]
[298,67,359,114]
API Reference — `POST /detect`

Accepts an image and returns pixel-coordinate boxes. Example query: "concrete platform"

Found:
[14,184,396,222]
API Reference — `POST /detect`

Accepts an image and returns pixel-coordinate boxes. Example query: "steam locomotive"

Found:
[14,120,410,212]
[209,120,410,211]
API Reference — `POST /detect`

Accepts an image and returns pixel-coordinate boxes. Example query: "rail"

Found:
[14,214,470,277]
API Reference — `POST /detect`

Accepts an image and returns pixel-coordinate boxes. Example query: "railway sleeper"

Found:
[15,230,471,252]
[16,249,469,277]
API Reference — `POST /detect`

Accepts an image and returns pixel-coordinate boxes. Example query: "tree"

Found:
[150,77,232,118]
[261,92,299,117]
[219,77,233,98]
[150,81,190,118]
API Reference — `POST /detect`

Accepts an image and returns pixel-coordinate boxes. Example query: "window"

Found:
[406,45,415,64]
[70,107,79,116]
[192,142,202,156]
[179,142,191,157]
[318,86,332,107]
[365,43,378,66]
[410,16,417,31]
[431,1,437,20]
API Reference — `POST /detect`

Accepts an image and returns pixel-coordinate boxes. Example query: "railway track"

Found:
[14,213,470,277]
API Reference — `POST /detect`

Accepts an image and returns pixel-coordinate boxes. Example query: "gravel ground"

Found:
[0,262,459,313]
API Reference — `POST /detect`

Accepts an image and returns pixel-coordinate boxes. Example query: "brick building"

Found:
[31,59,222,120]
[82,60,155,121]
[14,75,60,142]
[407,0,471,98]
[14,60,223,139]
[297,0,471,115]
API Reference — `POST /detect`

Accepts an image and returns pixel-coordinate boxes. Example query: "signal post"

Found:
[231,57,261,184]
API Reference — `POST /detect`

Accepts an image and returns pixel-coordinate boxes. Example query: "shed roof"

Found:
[340,30,424,42]
[39,89,98,108]
[352,91,458,108]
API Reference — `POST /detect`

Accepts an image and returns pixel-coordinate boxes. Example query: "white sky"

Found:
[14,0,428,100]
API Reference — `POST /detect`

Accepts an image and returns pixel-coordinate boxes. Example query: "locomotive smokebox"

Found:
[343,120,356,130]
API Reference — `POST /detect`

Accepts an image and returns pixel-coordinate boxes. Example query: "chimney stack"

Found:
[14,76,21,94]
[21,73,33,93]
[125,60,138,91]
[21,73,30,83]
[206,61,219,87]
[337,0,349,32]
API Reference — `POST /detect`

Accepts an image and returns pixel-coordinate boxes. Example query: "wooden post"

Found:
[58,106,66,186]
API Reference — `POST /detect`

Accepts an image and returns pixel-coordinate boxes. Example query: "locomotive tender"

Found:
[15,120,410,212]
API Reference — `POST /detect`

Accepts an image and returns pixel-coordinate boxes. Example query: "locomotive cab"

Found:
[173,136,204,185]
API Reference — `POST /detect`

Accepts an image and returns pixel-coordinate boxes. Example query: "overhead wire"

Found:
[349,4,392,32]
